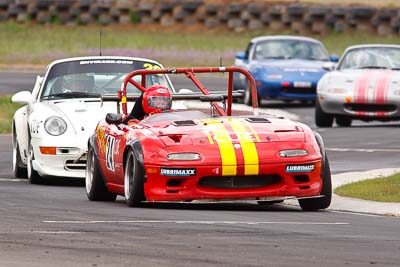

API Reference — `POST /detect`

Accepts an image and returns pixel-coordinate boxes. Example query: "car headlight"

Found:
[394,90,400,96]
[327,88,347,94]
[279,149,308,158]
[44,116,67,136]
[167,153,201,161]
[267,74,283,79]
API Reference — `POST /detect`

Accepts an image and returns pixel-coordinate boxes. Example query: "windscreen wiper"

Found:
[360,66,388,69]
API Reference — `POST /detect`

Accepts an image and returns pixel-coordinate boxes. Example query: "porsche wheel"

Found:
[12,130,27,178]
[336,116,352,127]
[124,149,145,207]
[27,138,42,184]
[298,154,332,211]
[315,99,333,127]
[85,144,116,201]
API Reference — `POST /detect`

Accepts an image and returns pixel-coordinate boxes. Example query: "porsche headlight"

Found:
[279,149,308,158]
[44,116,67,136]
[167,153,201,161]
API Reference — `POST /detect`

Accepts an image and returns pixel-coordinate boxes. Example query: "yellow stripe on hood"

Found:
[228,120,259,175]
[203,119,237,176]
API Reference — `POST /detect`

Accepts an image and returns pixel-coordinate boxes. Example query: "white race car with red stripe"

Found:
[316,44,400,127]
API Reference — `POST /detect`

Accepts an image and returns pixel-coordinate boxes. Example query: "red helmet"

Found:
[142,85,172,115]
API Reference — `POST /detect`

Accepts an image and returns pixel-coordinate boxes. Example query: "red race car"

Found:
[85,66,331,211]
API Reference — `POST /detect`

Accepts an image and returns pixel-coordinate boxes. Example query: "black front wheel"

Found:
[315,99,334,127]
[124,150,146,207]
[298,154,332,211]
[12,132,27,178]
[243,82,253,106]
[336,116,352,127]
[27,138,43,184]
[85,144,117,201]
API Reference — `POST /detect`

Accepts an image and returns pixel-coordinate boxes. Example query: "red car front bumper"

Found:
[143,161,322,202]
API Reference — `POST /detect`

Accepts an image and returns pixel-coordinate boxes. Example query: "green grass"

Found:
[335,173,400,202]
[1,22,400,67]
[0,95,22,134]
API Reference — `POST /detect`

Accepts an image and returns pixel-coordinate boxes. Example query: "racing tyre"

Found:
[243,81,262,107]
[12,130,27,178]
[124,149,145,207]
[233,80,244,104]
[85,144,117,201]
[336,116,352,127]
[315,99,333,127]
[27,137,43,184]
[298,154,332,211]
[243,82,253,106]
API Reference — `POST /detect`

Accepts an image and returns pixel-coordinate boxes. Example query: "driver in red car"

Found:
[124,85,172,123]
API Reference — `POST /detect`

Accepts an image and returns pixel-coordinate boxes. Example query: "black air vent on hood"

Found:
[172,120,197,126]
[245,117,271,123]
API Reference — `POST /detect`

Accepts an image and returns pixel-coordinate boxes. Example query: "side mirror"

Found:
[11,91,33,104]
[329,54,339,63]
[235,52,247,60]
[105,113,123,125]
[322,62,336,71]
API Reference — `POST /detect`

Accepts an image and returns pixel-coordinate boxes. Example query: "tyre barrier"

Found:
[1,0,400,35]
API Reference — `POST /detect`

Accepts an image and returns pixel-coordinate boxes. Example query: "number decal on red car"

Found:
[106,135,115,172]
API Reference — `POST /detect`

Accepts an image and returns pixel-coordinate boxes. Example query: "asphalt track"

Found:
[0,72,400,267]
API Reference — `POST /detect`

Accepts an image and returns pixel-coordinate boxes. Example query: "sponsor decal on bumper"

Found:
[285,164,315,173]
[160,167,196,176]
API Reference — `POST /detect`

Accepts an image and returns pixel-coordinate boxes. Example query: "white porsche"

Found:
[12,56,174,183]
[316,44,400,127]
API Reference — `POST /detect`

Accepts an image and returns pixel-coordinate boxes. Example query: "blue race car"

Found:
[234,35,338,105]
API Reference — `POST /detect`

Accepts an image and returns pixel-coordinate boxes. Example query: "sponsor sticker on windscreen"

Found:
[160,167,196,176]
[80,60,134,65]
[285,164,314,173]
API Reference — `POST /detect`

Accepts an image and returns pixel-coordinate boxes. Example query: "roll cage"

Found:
[102,66,258,117]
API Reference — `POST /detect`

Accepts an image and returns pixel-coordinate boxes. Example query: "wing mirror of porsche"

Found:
[11,91,33,104]
[106,113,123,125]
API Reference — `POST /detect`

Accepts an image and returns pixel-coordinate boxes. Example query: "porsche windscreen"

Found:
[338,47,400,70]
[40,59,172,100]
[253,40,329,61]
